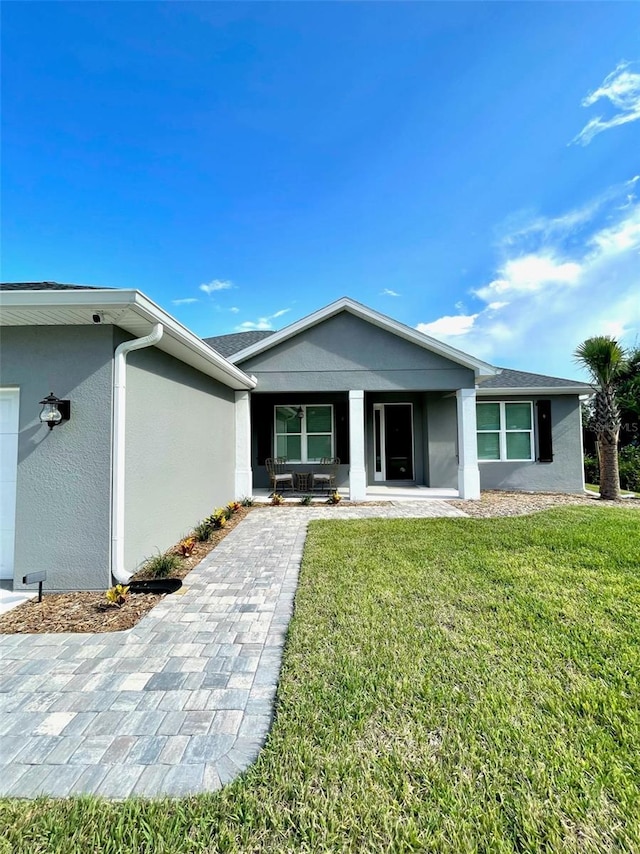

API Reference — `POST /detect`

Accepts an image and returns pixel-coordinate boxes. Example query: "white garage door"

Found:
[0,389,20,581]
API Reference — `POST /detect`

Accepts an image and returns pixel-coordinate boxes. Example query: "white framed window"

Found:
[274,405,333,463]
[476,401,534,462]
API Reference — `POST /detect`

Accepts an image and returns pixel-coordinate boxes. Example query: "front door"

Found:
[373,403,414,481]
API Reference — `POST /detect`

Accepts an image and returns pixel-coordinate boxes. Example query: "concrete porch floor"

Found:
[250,485,459,503]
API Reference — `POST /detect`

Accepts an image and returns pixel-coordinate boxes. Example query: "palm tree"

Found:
[574,336,627,500]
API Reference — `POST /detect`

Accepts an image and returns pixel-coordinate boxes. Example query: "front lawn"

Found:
[2,506,639,853]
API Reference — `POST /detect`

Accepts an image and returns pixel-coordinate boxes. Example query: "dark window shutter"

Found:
[334,401,349,464]
[536,400,553,462]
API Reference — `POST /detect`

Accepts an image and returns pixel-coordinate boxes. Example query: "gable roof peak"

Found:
[228,296,499,379]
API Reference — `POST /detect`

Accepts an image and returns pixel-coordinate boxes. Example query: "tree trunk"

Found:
[597,436,621,500]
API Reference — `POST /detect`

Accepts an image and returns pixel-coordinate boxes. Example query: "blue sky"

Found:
[2,2,639,379]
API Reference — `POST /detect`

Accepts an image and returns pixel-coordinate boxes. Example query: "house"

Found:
[206,297,591,500]
[0,285,592,592]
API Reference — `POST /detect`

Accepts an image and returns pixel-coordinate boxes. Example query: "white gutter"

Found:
[111,323,164,584]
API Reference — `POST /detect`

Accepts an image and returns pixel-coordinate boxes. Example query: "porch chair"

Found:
[313,457,340,494]
[265,457,294,494]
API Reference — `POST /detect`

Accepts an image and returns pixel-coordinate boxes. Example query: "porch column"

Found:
[348,390,367,501]
[234,391,253,498]
[456,388,481,499]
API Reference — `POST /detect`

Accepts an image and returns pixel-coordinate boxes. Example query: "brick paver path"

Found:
[0,502,466,798]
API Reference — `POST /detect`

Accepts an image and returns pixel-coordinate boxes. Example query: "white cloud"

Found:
[572,61,640,145]
[229,306,240,314]
[416,185,640,377]
[417,314,478,338]
[236,307,291,331]
[200,279,234,295]
[172,297,199,306]
[238,319,274,331]
[381,288,400,297]
[590,205,640,254]
[474,255,582,302]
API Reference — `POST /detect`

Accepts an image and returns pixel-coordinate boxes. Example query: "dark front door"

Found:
[374,403,414,481]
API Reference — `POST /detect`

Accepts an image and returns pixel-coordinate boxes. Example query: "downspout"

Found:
[111,324,164,584]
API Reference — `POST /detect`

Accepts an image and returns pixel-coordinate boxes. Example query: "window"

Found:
[477,402,534,461]
[275,405,333,462]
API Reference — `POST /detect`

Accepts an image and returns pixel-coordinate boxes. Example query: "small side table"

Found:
[295,472,313,492]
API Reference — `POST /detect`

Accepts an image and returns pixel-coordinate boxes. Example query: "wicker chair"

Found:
[265,457,294,494]
[313,457,340,494]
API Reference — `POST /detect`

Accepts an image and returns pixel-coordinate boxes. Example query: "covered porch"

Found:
[234,388,480,501]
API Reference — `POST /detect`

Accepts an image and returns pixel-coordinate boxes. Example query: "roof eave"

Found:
[0,288,256,390]
[476,386,594,396]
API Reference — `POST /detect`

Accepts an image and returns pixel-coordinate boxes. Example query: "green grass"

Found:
[2,506,639,853]
[585,483,640,498]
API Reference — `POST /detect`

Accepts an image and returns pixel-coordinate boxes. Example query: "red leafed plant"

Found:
[179,537,197,557]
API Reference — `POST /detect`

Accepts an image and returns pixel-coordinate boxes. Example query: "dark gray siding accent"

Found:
[1,325,114,591]
[478,395,584,494]
[237,313,475,392]
[124,347,236,573]
[250,393,349,489]
[426,394,458,488]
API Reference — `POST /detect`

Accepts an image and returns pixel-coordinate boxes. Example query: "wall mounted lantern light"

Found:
[295,406,304,420]
[39,392,71,430]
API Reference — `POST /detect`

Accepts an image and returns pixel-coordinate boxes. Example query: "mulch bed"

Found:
[0,506,251,635]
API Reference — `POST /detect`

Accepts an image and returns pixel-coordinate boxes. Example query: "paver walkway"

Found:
[0,502,466,799]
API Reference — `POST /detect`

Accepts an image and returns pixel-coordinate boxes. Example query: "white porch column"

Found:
[348,390,367,501]
[456,388,481,500]
[234,391,253,498]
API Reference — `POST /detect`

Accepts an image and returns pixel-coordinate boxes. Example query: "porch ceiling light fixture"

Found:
[39,392,71,430]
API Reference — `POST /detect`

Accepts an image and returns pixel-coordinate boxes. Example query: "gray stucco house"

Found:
[0,285,591,592]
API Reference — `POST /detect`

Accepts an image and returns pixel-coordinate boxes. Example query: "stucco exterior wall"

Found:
[1,325,114,591]
[478,395,584,494]
[238,313,475,392]
[426,394,458,488]
[124,346,236,573]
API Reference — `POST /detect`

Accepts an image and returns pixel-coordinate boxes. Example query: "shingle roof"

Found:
[203,330,276,358]
[0,282,107,291]
[478,367,588,389]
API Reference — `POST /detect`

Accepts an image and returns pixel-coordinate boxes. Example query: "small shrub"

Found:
[178,536,197,557]
[206,508,227,529]
[105,584,129,607]
[326,491,342,505]
[583,453,599,486]
[299,495,313,505]
[271,493,285,506]
[146,552,181,578]
[227,501,242,514]
[619,443,640,492]
[240,496,254,507]
[193,520,212,542]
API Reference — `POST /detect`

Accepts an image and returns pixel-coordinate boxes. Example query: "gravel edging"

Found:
[447,490,637,517]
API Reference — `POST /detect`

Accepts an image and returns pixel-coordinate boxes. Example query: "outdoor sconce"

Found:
[39,392,71,430]
[295,407,304,420]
